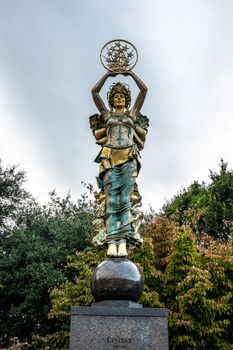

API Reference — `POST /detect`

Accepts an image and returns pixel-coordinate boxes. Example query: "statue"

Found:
[70,41,168,350]
[90,40,149,258]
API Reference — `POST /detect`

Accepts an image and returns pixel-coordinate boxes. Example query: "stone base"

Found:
[69,302,168,350]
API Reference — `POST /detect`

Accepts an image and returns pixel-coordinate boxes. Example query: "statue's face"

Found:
[113,93,126,109]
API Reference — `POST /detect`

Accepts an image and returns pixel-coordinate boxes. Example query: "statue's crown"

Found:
[115,85,124,93]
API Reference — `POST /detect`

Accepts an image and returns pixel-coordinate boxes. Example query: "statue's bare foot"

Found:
[107,243,117,257]
[118,241,128,257]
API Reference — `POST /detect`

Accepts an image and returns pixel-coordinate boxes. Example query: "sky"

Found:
[0,0,233,212]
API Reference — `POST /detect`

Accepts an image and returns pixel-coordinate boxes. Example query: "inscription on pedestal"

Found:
[105,337,132,349]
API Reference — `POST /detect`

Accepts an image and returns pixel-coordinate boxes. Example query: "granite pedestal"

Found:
[69,258,168,349]
[70,302,168,350]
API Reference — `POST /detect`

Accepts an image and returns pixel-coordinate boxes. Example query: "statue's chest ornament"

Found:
[107,113,134,127]
[116,114,125,123]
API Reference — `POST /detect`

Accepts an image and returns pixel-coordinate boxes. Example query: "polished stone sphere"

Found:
[91,258,144,302]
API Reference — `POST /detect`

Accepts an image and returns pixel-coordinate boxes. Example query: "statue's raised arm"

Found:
[91,71,117,117]
[124,70,147,118]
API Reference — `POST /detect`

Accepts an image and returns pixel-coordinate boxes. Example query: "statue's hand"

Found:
[107,70,134,77]
[122,70,133,77]
[107,71,118,77]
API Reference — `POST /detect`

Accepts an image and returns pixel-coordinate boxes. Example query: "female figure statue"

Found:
[90,70,148,257]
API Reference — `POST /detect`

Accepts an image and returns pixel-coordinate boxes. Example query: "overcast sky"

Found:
[0,0,233,211]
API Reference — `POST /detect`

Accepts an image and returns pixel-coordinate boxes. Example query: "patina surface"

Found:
[90,40,148,257]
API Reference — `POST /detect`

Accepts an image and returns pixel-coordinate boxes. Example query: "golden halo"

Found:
[100,39,138,72]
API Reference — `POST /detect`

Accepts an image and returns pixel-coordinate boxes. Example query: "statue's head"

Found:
[107,82,131,112]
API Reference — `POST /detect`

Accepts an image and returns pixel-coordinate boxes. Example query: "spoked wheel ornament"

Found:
[100,39,138,72]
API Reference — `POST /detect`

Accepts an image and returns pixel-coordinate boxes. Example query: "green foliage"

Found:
[163,228,232,350]
[33,250,103,350]
[0,160,30,230]
[142,219,233,350]
[130,238,163,308]
[163,160,233,240]
[0,160,95,347]
[199,235,233,348]
[205,160,233,240]
[146,216,177,271]
[163,226,200,308]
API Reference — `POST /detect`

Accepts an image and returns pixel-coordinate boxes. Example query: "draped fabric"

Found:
[90,112,149,248]
[102,159,142,247]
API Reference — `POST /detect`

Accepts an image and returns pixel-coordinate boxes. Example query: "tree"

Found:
[0,160,30,231]
[205,160,233,240]
[0,160,95,347]
[32,250,102,349]
[163,228,233,350]
[162,160,233,240]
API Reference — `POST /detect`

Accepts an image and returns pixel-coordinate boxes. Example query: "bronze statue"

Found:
[90,40,149,258]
